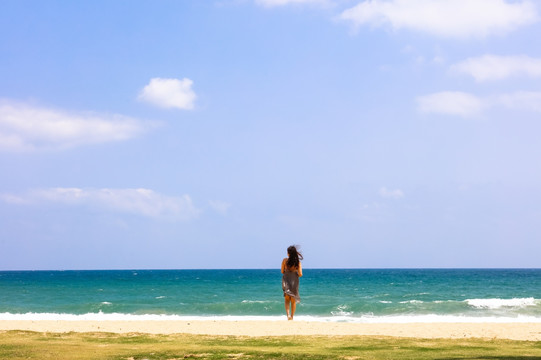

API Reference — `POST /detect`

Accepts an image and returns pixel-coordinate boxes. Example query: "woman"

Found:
[281,245,303,320]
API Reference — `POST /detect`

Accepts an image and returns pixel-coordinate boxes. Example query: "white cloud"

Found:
[255,0,328,7]
[2,188,201,221]
[0,100,148,152]
[138,78,196,110]
[451,55,541,82]
[379,187,404,199]
[432,56,446,65]
[209,200,231,215]
[355,202,386,223]
[0,193,28,204]
[498,91,541,112]
[417,90,541,116]
[340,0,538,38]
[417,91,485,117]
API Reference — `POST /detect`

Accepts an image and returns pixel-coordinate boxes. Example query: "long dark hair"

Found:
[286,245,303,269]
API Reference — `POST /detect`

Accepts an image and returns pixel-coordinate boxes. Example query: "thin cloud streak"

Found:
[340,0,538,38]
[451,55,541,82]
[417,91,485,117]
[209,200,231,215]
[417,91,541,117]
[2,188,201,221]
[498,91,541,112]
[0,100,149,152]
[255,0,329,7]
[379,187,404,199]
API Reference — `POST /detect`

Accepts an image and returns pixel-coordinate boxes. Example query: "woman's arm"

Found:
[281,258,286,274]
[298,262,302,277]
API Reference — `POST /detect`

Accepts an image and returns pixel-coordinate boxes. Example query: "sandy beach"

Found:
[1,320,540,341]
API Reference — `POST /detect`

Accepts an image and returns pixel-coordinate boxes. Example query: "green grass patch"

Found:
[0,330,540,360]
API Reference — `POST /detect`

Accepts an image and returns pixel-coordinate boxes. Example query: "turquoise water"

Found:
[1,269,540,322]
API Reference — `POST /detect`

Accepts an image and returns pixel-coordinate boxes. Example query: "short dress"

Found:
[282,267,300,303]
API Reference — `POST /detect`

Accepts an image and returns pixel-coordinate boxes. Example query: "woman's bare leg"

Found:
[290,300,296,320]
[284,296,291,319]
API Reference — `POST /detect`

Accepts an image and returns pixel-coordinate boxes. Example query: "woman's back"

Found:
[281,258,302,276]
[281,245,303,320]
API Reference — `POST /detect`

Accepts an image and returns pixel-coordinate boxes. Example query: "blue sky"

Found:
[1,0,540,270]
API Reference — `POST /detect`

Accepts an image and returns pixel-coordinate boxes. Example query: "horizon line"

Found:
[1,267,540,272]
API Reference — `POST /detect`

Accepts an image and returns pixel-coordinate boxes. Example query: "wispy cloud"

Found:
[340,0,538,39]
[417,91,485,117]
[379,187,404,199]
[498,91,541,112]
[138,78,196,110]
[255,0,328,7]
[0,100,149,152]
[2,188,201,221]
[417,91,541,117]
[451,55,541,82]
[355,202,386,223]
[209,200,231,215]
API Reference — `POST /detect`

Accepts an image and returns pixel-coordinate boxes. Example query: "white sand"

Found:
[1,320,541,340]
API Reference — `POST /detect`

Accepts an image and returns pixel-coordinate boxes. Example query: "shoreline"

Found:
[1,320,541,340]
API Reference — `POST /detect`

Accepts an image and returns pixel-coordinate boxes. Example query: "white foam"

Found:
[465,298,537,309]
[399,300,423,304]
[1,312,541,323]
[330,311,353,316]
[331,305,353,316]
[0,312,285,322]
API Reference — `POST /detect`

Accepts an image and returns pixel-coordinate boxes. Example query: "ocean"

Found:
[1,269,540,323]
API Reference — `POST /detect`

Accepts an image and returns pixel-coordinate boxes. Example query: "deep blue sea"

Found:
[1,269,540,322]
